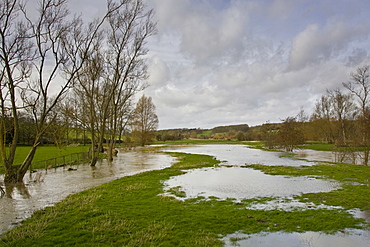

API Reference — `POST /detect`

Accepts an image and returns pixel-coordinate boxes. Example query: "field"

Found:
[1,148,369,246]
[0,146,90,174]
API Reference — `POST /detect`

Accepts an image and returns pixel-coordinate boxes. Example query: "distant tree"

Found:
[327,89,357,145]
[277,117,305,152]
[131,95,158,146]
[236,131,245,141]
[261,123,280,148]
[310,95,336,143]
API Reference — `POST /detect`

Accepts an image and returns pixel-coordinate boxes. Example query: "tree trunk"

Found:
[90,156,98,166]
[4,145,38,183]
[363,150,369,166]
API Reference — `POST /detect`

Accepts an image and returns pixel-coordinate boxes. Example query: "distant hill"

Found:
[156,124,250,141]
[211,124,249,133]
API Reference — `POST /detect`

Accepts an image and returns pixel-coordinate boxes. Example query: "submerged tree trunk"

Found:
[4,144,38,183]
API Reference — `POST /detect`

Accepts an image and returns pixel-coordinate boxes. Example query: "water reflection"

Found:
[0,150,176,235]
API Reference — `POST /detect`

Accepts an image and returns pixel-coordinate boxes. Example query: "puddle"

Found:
[163,166,340,201]
[223,230,370,247]
[295,149,364,165]
[0,150,176,235]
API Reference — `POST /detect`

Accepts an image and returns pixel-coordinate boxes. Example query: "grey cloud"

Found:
[144,0,370,129]
[147,55,170,86]
[289,20,369,71]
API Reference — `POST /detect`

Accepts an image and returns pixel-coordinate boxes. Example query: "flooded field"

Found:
[0,151,176,235]
[163,144,370,246]
[1,144,369,246]
[163,166,340,201]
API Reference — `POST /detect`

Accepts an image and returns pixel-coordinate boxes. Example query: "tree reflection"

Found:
[3,182,31,199]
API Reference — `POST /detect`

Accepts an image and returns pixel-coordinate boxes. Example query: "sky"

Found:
[69,0,370,129]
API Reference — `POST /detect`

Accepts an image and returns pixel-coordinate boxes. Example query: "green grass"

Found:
[1,151,368,246]
[300,143,336,151]
[0,145,90,173]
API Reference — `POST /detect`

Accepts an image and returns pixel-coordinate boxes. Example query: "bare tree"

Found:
[104,0,156,160]
[310,94,336,143]
[74,0,156,164]
[74,41,105,166]
[131,95,158,146]
[343,65,370,165]
[0,0,123,183]
[327,88,357,145]
[0,0,34,183]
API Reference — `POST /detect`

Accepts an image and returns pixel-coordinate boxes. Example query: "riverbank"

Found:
[1,149,369,246]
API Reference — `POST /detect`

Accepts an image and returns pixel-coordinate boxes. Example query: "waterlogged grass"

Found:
[248,163,370,210]
[1,153,369,246]
[0,146,90,173]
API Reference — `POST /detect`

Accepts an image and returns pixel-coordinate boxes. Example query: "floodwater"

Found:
[163,144,311,166]
[0,150,176,235]
[162,144,370,247]
[162,145,339,201]
[163,166,340,201]
[223,230,370,247]
[1,144,369,246]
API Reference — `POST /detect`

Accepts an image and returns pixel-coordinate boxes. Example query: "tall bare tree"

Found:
[343,65,370,165]
[327,89,357,145]
[0,0,33,183]
[74,0,156,165]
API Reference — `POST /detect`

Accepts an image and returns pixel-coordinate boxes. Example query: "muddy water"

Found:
[162,144,370,247]
[0,150,176,235]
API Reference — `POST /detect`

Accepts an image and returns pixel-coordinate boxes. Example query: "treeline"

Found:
[156,124,250,141]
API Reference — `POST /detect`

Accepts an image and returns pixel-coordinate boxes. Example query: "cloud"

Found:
[152,0,249,64]
[147,55,170,87]
[289,19,369,70]
[143,0,370,129]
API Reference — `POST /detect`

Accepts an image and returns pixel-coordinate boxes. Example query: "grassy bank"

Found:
[0,146,90,174]
[1,151,369,246]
